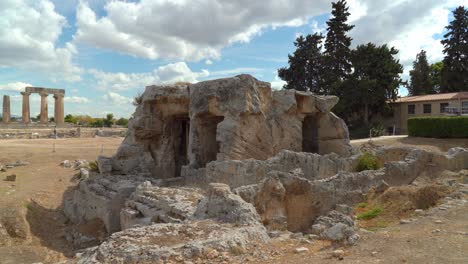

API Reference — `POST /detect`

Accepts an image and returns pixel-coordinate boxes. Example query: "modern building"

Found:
[390,92,468,134]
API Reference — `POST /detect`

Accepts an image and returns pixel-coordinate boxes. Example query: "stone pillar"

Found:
[21,92,31,124]
[54,93,65,125]
[40,92,48,124]
[2,95,10,124]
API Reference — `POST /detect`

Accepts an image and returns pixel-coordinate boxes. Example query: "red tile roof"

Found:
[390,92,468,103]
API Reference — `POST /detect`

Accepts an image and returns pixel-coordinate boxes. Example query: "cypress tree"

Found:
[278,33,326,93]
[323,0,355,94]
[440,6,468,92]
[409,50,433,95]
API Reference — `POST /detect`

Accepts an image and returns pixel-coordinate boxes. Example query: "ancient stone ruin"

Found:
[62,75,468,263]
[2,86,65,125]
[99,74,351,180]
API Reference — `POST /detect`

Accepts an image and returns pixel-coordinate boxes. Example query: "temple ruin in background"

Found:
[2,86,65,125]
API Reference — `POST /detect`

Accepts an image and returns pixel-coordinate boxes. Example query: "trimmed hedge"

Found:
[408,116,468,138]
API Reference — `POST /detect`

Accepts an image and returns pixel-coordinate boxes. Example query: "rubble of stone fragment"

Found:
[61,75,468,263]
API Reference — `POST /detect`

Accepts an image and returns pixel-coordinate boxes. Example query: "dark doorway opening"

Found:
[198,115,224,167]
[173,117,190,177]
[302,115,319,153]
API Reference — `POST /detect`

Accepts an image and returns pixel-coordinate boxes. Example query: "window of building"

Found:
[462,101,468,114]
[423,104,431,113]
[440,103,449,113]
[408,104,415,114]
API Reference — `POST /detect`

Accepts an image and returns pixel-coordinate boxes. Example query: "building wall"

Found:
[393,99,465,133]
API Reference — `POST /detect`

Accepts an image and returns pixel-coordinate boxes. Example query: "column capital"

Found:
[40,92,49,97]
[53,93,65,99]
[20,91,31,96]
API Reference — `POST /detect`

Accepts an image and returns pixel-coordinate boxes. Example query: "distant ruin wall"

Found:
[0,127,127,139]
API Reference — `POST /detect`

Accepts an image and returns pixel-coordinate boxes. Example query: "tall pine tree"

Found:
[440,6,468,92]
[323,0,354,94]
[278,33,326,93]
[408,50,433,95]
[338,43,402,124]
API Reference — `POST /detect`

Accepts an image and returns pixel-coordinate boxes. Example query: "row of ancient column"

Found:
[1,93,64,124]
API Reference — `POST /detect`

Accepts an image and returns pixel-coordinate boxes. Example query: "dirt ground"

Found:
[0,136,467,264]
[0,137,123,264]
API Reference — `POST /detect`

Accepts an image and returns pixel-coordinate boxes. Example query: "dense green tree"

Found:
[323,0,354,94]
[408,50,433,95]
[278,33,326,93]
[429,61,444,93]
[115,117,129,127]
[103,113,114,128]
[440,6,468,92]
[340,43,403,124]
[64,114,76,123]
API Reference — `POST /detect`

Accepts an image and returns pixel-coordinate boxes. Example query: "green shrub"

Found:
[356,206,383,220]
[357,202,368,208]
[356,152,381,172]
[370,123,385,137]
[89,160,99,172]
[408,116,468,138]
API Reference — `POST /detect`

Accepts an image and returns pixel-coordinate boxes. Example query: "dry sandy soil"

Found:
[0,137,123,264]
[0,136,467,264]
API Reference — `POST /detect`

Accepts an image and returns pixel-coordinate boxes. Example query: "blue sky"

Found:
[0,0,466,118]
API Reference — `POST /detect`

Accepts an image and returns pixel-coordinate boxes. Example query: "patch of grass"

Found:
[357,206,383,220]
[22,201,33,210]
[89,160,99,172]
[357,202,368,208]
[356,152,381,172]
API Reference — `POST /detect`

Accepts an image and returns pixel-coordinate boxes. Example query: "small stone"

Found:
[205,248,219,259]
[268,231,281,238]
[432,229,441,233]
[400,219,411,224]
[371,251,378,257]
[306,234,319,240]
[5,174,16,181]
[61,160,72,168]
[300,238,313,244]
[332,249,345,259]
[290,232,303,239]
[434,220,443,224]
[414,209,424,215]
[80,168,90,179]
[294,247,309,254]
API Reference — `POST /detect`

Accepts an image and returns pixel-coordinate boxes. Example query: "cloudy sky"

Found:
[0,0,466,118]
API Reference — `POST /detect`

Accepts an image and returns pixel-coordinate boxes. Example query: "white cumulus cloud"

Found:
[89,62,210,91]
[73,0,332,61]
[0,82,33,92]
[102,92,133,105]
[0,0,81,81]
[65,96,90,103]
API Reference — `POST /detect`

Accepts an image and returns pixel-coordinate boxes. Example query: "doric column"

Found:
[54,93,65,125]
[21,92,31,124]
[40,92,48,124]
[2,95,10,124]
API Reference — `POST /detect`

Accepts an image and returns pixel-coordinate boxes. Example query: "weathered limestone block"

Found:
[317,113,352,156]
[75,221,268,264]
[194,183,261,225]
[254,169,385,233]
[184,150,357,189]
[73,181,268,264]
[64,174,159,233]
[121,182,203,229]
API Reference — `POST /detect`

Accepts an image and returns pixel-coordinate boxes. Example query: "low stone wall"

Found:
[0,127,127,139]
